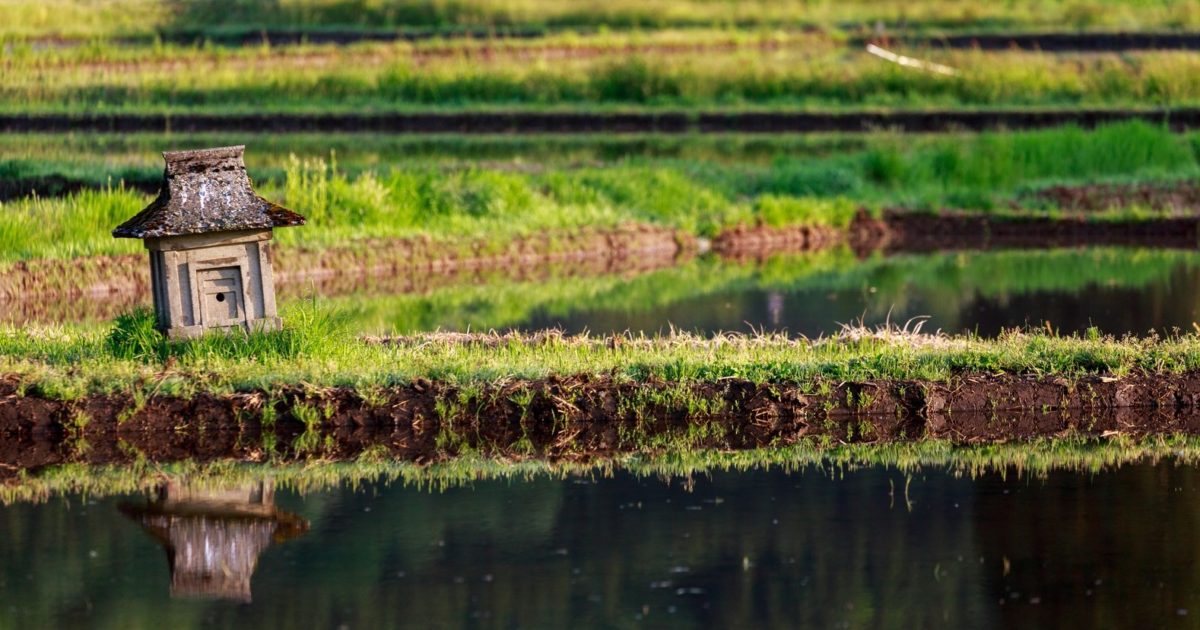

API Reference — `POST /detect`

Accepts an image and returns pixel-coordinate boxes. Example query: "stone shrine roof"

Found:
[112,145,305,239]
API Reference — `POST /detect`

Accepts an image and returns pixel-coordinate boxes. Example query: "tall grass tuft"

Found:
[103,299,350,364]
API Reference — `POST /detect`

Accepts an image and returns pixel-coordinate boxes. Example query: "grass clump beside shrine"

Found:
[0,121,1194,265]
[13,40,1200,112]
[4,303,1200,399]
[7,435,1200,505]
[6,0,1200,40]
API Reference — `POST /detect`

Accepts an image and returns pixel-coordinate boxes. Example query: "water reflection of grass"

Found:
[7,436,1200,505]
[314,247,1200,334]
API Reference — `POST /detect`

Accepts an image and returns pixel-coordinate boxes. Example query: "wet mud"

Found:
[3,370,1200,473]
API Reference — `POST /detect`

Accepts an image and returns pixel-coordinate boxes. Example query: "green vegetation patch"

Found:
[11,45,1200,112]
[1,122,1194,265]
[7,0,1200,40]
[5,303,1200,398]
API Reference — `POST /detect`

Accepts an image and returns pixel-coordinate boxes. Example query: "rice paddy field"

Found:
[8,1,1200,626]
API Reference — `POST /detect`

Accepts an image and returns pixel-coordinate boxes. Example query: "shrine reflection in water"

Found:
[118,480,308,602]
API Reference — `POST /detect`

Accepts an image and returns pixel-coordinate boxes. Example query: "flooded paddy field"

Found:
[10,15,1200,622]
[4,457,1200,627]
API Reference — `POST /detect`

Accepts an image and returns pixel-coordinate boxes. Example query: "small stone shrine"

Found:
[112,146,305,339]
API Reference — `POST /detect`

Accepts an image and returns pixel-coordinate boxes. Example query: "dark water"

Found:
[514,251,1200,338]
[523,279,1200,338]
[4,464,1200,628]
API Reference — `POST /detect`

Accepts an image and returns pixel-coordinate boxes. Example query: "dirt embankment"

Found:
[865,32,1200,52]
[3,109,1198,135]
[2,370,1200,472]
[0,224,690,305]
[1027,181,1200,214]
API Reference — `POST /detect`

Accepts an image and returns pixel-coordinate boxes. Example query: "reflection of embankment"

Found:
[7,371,1200,471]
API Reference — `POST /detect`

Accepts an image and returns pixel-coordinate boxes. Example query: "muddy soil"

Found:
[710,223,844,259]
[3,109,1197,135]
[1026,181,1200,215]
[3,370,1200,473]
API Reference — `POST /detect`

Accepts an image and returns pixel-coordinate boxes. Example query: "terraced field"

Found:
[7,4,1200,624]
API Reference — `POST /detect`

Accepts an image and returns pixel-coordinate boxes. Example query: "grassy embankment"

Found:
[6,0,1199,40]
[0,122,1193,265]
[5,304,1200,398]
[9,33,1200,112]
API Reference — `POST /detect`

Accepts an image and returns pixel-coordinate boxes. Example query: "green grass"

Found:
[0,131,872,170]
[0,122,1194,265]
[7,0,1200,40]
[6,434,1200,505]
[12,41,1200,111]
[6,301,1200,399]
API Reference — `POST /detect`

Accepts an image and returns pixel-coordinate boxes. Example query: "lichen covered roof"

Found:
[112,145,305,239]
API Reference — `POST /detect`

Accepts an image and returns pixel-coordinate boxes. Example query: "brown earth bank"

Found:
[864,32,1200,51]
[1027,181,1200,214]
[3,371,1200,474]
[0,223,690,304]
[30,28,1200,51]
[2,109,1197,134]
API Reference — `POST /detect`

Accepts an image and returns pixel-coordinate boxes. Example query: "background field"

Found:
[8,0,1200,40]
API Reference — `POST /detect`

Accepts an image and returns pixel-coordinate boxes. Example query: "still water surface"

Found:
[336,248,1200,338]
[3,464,1198,628]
